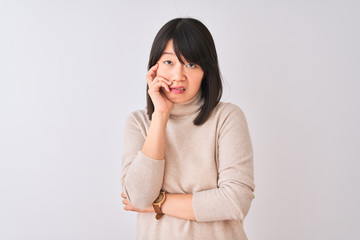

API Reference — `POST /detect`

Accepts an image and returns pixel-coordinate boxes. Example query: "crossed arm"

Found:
[121,192,196,220]
[121,111,196,220]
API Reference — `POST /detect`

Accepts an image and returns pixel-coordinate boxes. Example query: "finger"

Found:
[154,75,172,85]
[159,80,170,92]
[146,63,159,85]
[121,192,126,198]
[150,77,172,91]
[124,204,136,211]
[149,79,165,92]
[158,77,172,87]
[149,76,159,88]
[150,75,172,88]
[153,81,170,93]
[122,199,127,204]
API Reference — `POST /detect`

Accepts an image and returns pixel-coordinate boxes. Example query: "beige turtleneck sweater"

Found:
[121,93,255,240]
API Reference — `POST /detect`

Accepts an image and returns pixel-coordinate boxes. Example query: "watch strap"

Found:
[153,203,164,220]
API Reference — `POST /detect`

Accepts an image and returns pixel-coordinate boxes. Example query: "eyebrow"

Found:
[162,52,175,55]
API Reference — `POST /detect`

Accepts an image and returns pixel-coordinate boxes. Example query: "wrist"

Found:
[152,111,170,121]
[153,190,167,220]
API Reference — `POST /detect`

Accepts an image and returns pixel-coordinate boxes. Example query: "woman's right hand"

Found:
[146,63,174,115]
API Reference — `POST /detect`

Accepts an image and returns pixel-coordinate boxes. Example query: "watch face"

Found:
[154,192,164,203]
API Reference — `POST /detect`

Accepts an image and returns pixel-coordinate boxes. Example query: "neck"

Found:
[170,91,203,118]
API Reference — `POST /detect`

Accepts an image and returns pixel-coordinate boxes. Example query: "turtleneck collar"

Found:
[170,91,203,118]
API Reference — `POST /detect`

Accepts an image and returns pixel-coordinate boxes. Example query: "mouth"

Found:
[170,87,186,93]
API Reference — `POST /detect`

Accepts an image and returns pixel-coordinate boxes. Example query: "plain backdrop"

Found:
[1,0,359,239]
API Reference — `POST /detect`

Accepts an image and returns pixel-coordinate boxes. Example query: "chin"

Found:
[169,98,188,104]
[166,94,191,104]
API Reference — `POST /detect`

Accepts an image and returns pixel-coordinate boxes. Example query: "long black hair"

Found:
[147,18,222,125]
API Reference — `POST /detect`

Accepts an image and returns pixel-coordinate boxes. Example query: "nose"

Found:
[171,64,186,82]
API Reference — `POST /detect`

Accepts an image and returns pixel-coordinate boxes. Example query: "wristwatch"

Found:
[153,191,166,220]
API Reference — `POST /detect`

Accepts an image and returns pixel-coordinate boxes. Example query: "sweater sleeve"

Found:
[120,112,165,209]
[192,104,255,222]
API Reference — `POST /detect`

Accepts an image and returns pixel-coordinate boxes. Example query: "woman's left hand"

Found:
[121,192,154,213]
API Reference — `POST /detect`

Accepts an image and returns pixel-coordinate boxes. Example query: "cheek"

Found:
[156,65,170,78]
[190,79,202,92]
[196,80,203,90]
[193,73,204,88]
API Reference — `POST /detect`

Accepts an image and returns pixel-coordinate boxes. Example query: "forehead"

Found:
[162,40,175,56]
[161,39,186,63]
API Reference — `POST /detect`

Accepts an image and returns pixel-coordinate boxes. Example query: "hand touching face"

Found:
[156,39,204,104]
[146,63,174,114]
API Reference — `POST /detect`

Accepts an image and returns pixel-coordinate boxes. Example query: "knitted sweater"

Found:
[121,93,255,240]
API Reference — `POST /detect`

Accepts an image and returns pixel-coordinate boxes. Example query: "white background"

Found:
[1,0,359,239]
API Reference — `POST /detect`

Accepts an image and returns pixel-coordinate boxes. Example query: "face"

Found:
[156,39,204,103]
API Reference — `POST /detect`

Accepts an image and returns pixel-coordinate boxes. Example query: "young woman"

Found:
[121,18,255,240]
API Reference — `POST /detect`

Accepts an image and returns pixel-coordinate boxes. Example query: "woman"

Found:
[121,18,255,240]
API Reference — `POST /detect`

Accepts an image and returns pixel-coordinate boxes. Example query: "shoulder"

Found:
[214,102,249,139]
[210,101,250,134]
[212,102,247,121]
[125,109,150,128]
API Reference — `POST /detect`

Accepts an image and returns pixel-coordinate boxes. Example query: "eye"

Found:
[186,63,196,68]
[164,60,173,65]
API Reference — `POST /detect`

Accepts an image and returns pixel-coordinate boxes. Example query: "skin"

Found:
[121,39,204,221]
[156,39,204,104]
